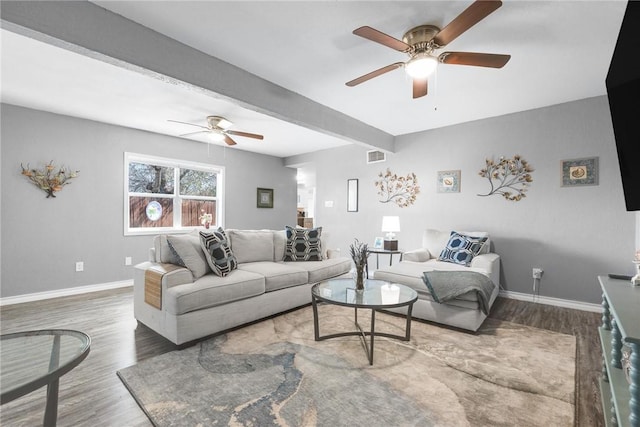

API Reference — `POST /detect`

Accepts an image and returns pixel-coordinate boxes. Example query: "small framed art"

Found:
[437,170,461,193]
[561,157,599,187]
[257,187,274,208]
[347,179,358,212]
[373,237,384,249]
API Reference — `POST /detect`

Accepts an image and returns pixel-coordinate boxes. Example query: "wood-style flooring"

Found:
[0,288,604,426]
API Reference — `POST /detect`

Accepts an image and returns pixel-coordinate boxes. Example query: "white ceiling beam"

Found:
[0,1,394,153]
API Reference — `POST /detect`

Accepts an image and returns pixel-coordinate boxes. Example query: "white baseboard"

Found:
[0,281,602,313]
[499,289,602,313]
[0,280,133,306]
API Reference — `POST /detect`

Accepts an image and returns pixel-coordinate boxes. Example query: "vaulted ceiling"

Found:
[0,1,628,158]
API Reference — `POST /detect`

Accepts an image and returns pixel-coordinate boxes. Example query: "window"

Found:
[124,153,224,235]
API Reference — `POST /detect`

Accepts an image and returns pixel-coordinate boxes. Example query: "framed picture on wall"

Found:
[561,157,599,187]
[437,170,461,193]
[347,179,358,212]
[257,188,274,208]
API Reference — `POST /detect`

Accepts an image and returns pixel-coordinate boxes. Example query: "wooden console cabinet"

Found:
[598,275,640,427]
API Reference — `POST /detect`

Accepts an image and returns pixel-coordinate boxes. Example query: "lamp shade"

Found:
[381,216,400,238]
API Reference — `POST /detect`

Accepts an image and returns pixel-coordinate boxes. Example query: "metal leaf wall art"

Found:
[21,161,79,198]
[375,168,420,208]
[478,155,533,201]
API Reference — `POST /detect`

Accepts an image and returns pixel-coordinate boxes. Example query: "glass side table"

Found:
[1,329,91,427]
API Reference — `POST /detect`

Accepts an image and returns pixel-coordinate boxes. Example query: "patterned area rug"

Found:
[118,305,576,426]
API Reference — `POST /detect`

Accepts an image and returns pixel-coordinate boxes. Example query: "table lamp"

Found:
[381,216,400,251]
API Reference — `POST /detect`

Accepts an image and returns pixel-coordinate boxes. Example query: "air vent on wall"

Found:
[367,150,386,164]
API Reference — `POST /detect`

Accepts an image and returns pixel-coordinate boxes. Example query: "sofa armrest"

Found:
[135,261,193,289]
[470,253,499,270]
[403,248,431,263]
[326,248,341,259]
[470,253,501,286]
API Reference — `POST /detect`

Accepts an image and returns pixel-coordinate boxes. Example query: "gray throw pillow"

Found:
[166,232,210,280]
[199,229,237,277]
[283,226,323,261]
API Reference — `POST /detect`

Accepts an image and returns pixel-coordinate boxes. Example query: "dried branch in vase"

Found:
[21,161,79,198]
[477,155,533,201]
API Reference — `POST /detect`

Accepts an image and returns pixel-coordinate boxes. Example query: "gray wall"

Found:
[304,96,635,304]
[1,104,296,298]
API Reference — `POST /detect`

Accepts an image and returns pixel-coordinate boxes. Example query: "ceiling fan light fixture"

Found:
[209,130,226,142]
[405,53,438,79]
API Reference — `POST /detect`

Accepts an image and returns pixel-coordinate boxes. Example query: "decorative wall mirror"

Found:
[347,179,358,212]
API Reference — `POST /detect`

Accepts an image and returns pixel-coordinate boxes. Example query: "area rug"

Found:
[117,305,576,426]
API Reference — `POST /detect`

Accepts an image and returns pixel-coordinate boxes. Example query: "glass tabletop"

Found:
[312,278,417,308]
[1,329,91,404]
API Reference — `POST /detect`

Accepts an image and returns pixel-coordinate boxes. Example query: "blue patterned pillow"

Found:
[199,229,237,277]
[283,226,323,261]
[438,231,488,267]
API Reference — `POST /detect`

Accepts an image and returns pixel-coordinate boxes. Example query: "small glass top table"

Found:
[1,329,91,427]
[311,278,418,365]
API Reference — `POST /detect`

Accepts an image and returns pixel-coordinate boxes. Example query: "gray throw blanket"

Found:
[422,271,496,315]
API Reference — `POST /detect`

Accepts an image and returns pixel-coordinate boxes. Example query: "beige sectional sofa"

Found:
[133,228,351,345]
[373,229,500,332]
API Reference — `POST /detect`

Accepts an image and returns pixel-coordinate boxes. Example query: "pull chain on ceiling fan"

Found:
[345,0,511,99]
[168,116,264,146]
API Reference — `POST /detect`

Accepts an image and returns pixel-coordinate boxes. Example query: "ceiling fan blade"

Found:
[353,26,411,52]
[226,130,264,140]
[224,135,238,146]
[346,62,404,87]
[412,79,428,99]
[179,130,210,137]
[433,0,503,47]
[439,52,510,68]
[167,119,209,130]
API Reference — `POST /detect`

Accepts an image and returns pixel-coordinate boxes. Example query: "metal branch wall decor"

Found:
[375,168,420,208]
[21,161,79,198]
[478,155,533,201]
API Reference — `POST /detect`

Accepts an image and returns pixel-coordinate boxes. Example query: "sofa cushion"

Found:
[273,229,287,261]
[284,226,323,261]
[165,269,265,315]
[228,230,274,263]
[285,258,351,283]
[237,262,308,292]
[372,261,489,309]
[438,231,488,267]
[199,229,237,277]
[166,233,210,280]
[154,235,180,264]
[423,229,452,259]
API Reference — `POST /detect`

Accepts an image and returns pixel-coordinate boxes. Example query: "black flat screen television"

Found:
[606,1,640,211]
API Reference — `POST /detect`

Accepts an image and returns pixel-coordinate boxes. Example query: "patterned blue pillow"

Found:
[199,228,237,277]
[438,231,488,267]
[284,226,323,261]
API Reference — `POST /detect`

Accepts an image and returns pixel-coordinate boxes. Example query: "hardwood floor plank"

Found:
[1,289,604,426]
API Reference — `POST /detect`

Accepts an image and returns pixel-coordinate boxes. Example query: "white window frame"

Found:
[124,152,225,236]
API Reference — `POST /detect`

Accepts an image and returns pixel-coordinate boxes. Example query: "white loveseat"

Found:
[373,229,500,331]
[133,228,351,345]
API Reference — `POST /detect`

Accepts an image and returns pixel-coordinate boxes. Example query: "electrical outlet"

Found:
[75,261,84,272]
[125,257,132,266]
[532,268,543,279]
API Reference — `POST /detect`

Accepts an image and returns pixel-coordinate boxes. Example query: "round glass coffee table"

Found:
[1,329,91,427]
[311,278,418,365]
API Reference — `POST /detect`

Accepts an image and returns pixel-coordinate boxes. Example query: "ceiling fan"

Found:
[168,115,264,146]
[346,0,511,99]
